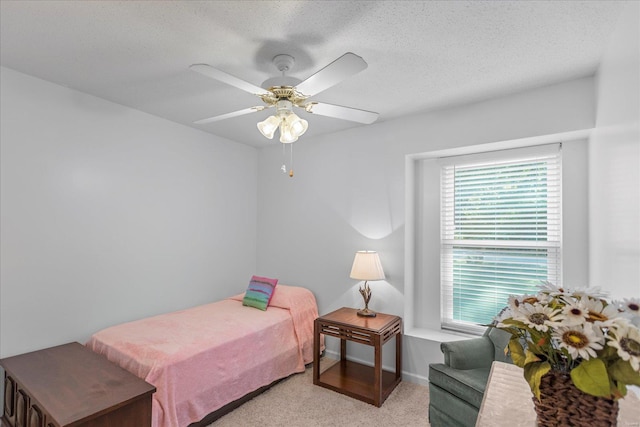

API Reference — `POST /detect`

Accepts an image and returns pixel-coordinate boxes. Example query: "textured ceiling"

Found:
[0,1,627,147]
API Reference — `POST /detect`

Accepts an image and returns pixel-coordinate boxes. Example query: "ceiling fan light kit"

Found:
[257,99,308,143]
[190,52,378,176]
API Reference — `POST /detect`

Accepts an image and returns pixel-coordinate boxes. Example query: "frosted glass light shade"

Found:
[279,113,308,143]
[349,251,385,281]
[279,118,298,143]
[257,115,281,139]
[289,114,308,137]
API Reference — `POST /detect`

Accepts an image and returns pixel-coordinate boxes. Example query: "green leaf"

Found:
[523,361,551,400]
[498,326,521,337]
[526,330,552,354]
[570,358,611,397]
[599,344,618,360]
[609,359,640,387]
[524,349,542,365]
[616,382,627,398]
[508,338,526,367]
[500,318,528,328]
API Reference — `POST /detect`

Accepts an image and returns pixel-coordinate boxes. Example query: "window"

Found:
[440,144,562,334]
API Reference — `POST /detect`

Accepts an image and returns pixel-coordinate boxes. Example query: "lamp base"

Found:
[357,308,377,317]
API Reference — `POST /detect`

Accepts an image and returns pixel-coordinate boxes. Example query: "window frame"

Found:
[439,144,563,334]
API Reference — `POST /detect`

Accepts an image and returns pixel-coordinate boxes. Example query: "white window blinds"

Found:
[440,144,562,334]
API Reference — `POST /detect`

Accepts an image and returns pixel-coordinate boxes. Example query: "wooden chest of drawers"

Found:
[1,342,155,427]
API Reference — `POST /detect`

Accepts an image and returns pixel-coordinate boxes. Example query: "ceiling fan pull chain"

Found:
[281,143,287,174]
[289,144,294,178]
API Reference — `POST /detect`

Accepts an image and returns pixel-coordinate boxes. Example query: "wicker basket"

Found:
[532,369,619,427]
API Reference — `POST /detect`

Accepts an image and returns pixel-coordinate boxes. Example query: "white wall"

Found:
[256,76,597,383]
[590,2,640,298]
[0,67,259,358]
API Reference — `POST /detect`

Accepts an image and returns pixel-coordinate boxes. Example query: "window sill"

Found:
[404,327,479,342]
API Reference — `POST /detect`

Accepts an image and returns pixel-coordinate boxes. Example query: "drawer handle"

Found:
[29,404,44,427]
[16,390,28,427]
[4,376,15,416]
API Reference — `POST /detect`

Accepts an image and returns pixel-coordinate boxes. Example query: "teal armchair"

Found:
[428,328,512,427]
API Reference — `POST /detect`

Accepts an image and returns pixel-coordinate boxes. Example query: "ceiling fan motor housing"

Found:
[275,99,293,115]
[272,54,295,72]
[261,54,303,91]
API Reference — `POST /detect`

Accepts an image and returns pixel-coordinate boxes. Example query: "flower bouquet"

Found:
[494,282,640,426]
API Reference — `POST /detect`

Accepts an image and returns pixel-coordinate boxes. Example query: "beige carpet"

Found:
[210,358,431,427]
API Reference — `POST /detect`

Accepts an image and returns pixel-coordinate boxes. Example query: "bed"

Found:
[86,284,320,427]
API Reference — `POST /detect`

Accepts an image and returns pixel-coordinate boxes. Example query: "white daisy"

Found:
[534,292,551,305]
[539,281,567,297]
[515,303,564,332]
[494,307,517,328]
[560,299,588,326]
[571,286,609,300]
[553,323,605,360]
[620,298,640,319]
[508,294,543,310]
[607,321,640,371]
[509,294,538,310]
[583,298,622,327]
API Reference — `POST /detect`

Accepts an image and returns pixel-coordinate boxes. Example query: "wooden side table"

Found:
[313,307,402,407]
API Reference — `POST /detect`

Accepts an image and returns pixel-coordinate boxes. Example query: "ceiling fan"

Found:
[189,52,379,145]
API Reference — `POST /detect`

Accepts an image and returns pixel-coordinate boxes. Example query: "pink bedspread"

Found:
[86,285,319,427]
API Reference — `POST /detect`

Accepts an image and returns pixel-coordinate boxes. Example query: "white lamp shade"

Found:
[288,114,308,137]
[350,251,385,281]
[279,120,298,143]
[257,115,280,139]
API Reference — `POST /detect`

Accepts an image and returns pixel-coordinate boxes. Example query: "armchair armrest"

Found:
[441,337,494,370]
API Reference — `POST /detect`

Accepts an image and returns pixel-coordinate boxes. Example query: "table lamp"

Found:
[349,251,385,317]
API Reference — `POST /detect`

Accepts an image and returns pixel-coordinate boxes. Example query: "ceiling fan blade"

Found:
[304,102,378,124]
[190,64,269,95]
[295,53,368,97]
[194,106,266,125]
